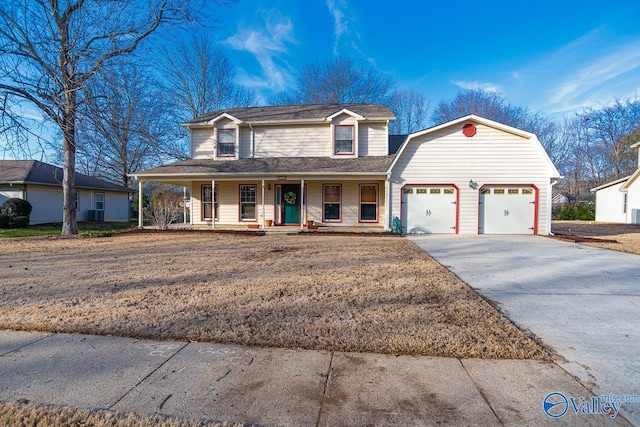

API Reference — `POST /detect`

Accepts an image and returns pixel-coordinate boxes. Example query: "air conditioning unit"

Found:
[632,209,640,225]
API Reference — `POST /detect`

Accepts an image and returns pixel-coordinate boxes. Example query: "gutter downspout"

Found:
[548,178,558,235]
[248,122,255,158]
[138,180,143,229]
[384,174,391,231]
[261,179,265,230]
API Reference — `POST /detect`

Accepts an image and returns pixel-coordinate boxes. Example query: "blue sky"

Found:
[208,0,640,118]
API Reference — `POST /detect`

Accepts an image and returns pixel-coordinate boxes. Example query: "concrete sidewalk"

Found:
[0,330,631,426]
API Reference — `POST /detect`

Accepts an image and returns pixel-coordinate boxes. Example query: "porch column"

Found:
[261,179,266,229]
[211,179,215,229]
[300,179,305,230]
[384,176,391,231]
[189,182,194,226]
[183,187,188,224]
[138,180,144,229]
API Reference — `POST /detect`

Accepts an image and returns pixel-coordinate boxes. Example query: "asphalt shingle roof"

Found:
[0,160,131,192]
[133,156,394,177]
[186,104,395,125]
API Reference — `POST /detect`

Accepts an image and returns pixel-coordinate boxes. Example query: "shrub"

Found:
[0,198,32,218]
[144,186,183,230]
[552,203,595,221]
[0,214,10,229]
[13,216,30,228]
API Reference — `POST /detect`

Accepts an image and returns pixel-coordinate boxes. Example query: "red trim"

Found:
[477,184,539,235]
[358,183,379,223]
[238,183,257,222]
[322,183,343,223]
[333,125,355,156]
[216,128,236,158]
[399,184,459,234]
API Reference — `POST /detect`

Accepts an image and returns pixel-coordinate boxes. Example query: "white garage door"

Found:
[479,186,536,234]
[403,186,457,234]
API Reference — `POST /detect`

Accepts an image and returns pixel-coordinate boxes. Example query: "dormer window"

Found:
[217,129,235,157]
[334,125,354,155]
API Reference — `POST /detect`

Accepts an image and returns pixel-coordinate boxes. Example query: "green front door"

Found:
[282,184,300,224]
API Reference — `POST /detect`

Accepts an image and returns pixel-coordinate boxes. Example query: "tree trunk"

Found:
[61,106,78,235]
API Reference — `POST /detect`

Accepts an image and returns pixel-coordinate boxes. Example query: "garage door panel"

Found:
[403,186,457,234]
[479,187,535,234]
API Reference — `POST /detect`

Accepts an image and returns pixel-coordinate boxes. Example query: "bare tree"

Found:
[270,56,396,105]
[159,36,255,159]
[388,89,430,134]
[0,0,208,234]
[73,60,171,187]
[578,97,640,180]
[161,36,256,122]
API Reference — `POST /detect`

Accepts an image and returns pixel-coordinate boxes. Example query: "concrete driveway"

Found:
[409,235,640,425]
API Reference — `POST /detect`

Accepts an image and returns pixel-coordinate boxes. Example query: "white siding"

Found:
[390,123,555,235]
[0,187,23,205]
[253,124,331,158]
[625,178,640,223]
[190,120,389,159]
[595,182,627,223]
[102,191,130,222]
[359,123,388,156]
[191,128,214,159]
[26,186,63,224]
[190,179,385,227]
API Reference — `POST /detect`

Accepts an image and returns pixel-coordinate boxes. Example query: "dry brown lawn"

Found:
[0,232,548,359]
[552,220,640,255]
[0,400,243,427]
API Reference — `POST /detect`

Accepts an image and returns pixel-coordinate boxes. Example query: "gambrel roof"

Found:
[185,104,395,126]
[0,160,131,192]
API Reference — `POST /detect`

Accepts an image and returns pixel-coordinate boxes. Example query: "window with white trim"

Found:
[334,125,354,155]
[95,193,105,211]
[359,184,378,222]
[623,193,627,214]
[323,184,341,222]
[202,185,218,220]
[217,129,235,157]
[240,185,256,220]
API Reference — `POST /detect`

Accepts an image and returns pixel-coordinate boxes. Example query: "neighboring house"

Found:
[591,142,640,224]
[130,104,560,234]
[0,160,131,224]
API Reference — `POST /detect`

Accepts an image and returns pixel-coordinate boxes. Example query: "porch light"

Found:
[267,183,272,191]
[469,179,478,189]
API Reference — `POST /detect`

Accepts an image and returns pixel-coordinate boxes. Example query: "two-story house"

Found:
[131,104,560,234]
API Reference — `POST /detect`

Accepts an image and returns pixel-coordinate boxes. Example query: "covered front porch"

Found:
[130,156,395,231]
[135,176,390,231]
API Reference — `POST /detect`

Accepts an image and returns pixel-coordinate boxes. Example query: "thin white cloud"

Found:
[224,11,295,92]
[451,80,502,93]
[515,28,640,113]
[549,40,640,107]
[325,0,370,61]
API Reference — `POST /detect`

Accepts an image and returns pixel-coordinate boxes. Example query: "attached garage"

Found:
[388,115,560,235]
[478,185,537,234]
[402,185,458,233]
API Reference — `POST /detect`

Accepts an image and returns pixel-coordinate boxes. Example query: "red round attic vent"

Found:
[462,123,476,137]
